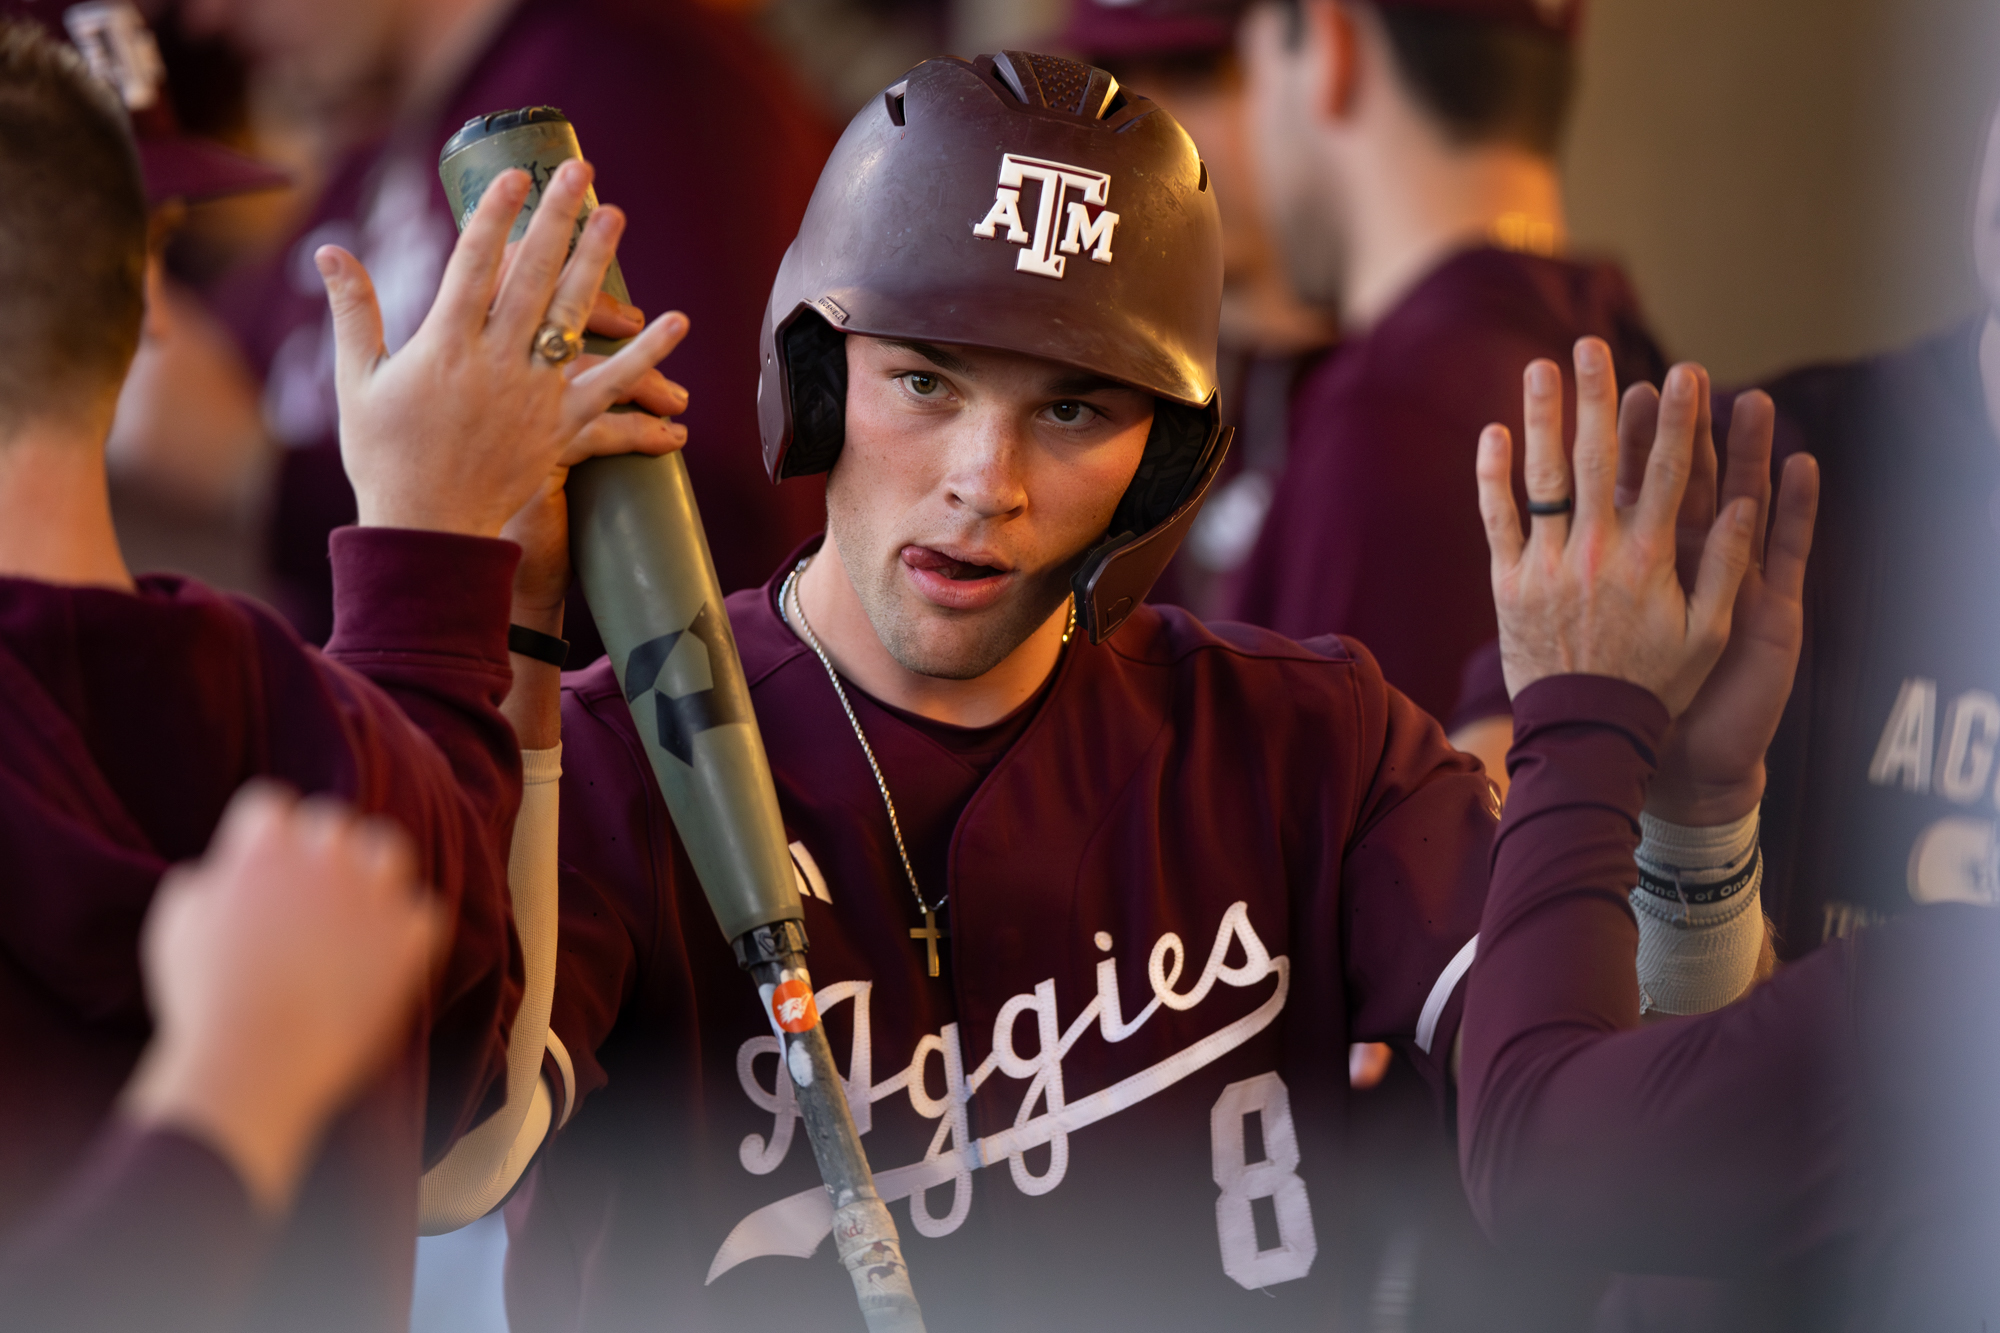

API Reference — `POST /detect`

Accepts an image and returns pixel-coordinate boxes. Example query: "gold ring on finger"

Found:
[533,322,583,366]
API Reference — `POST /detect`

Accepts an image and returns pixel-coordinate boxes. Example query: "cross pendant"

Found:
[909,907,946,978]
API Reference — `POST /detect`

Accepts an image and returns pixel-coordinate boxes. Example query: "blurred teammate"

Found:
[1742,104,2000,959]
[173,0,833,645]
[1225,0,1664,766]
[1450,97,2000,962]
[0,787,442,1333]
[1458,345,1998,1333]
[455,53,1764,1333]
[1061,0,1334,614]
[46,0,295,588]
[0,21,679,1327]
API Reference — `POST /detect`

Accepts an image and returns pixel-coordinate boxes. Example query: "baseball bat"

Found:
[439,108,924,1332]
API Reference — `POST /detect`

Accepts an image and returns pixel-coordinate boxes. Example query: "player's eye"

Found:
[900,372,945,398]
[1045,400,1099,427]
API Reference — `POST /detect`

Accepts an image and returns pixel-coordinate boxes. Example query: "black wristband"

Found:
[508,623,570,668]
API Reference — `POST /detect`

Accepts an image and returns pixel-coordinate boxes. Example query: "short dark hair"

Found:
[0,19,148,430]
[1374,5,1575,157]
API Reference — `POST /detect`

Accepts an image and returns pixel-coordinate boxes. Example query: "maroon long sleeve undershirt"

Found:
[1457,675,1855,1277]
[324,526,526,1159]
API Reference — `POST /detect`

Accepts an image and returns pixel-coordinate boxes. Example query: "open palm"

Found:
[1616,375,1819,825]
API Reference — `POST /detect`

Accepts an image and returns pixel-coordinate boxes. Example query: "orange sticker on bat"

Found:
[770,979,818,1033]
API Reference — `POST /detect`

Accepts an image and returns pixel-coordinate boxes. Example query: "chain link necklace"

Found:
[780,555,1075,977]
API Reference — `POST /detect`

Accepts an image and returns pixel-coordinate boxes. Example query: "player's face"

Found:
[827,336,1155,680]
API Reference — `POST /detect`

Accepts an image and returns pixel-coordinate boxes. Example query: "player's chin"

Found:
[883,601,1040,682]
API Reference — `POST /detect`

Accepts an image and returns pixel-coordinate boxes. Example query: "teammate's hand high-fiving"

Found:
[1476,338,1806,725]
[1617,371,1819,826]
[315,158,688,540]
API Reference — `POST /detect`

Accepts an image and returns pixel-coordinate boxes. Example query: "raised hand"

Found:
[1612,376,1820,825]
[1476,339,1761,719]
[317,159,687,538]
[502,290,691,623]
[123,784,443,1214]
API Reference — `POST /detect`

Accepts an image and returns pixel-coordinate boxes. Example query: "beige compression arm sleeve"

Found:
[417,744,563,1233]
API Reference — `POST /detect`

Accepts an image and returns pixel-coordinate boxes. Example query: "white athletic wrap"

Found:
[418,743,563,1233]
[1630,808,1764,1016]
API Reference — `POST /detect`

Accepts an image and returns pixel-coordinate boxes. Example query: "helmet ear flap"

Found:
[1073,418,1233,643]
[1107,397,1221,539]
[778,309,848,479]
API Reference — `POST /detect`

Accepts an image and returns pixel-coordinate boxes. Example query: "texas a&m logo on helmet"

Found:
[971,153,1121,280]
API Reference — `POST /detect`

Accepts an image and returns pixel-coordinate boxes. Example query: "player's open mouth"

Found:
[901,544,1012,611]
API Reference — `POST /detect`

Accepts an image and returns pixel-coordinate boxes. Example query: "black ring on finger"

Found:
[1526,496,1573,516]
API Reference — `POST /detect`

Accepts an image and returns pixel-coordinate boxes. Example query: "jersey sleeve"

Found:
[1330,637,1497,1092]
[0,1123,269,1333]
[1457,675,1851,1274]
[310,526,527,1162]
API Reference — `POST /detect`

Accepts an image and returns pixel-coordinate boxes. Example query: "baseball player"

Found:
[477,51,1773,1332]
[1224,0,1666,780]
[0,21,681,1327]
[1459,344,1998,1333]
[1739,101,2000,960]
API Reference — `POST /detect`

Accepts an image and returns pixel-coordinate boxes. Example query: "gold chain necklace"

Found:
[779,555,1074,976]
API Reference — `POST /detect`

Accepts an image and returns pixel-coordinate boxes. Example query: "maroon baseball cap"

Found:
[1065,0,1584,61]
[60,1,289,205]
[1374,0,1584,41]
[1060,0,1243,63]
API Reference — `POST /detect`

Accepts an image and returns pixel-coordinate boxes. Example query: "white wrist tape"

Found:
[418,743,563,1233]
[1631,808,1764,1016]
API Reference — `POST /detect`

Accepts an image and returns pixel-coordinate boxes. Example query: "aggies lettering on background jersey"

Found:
[1756,323,2000,955]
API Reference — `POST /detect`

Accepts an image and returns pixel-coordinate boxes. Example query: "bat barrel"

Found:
[439,108,804,941]
[568,454,802,940]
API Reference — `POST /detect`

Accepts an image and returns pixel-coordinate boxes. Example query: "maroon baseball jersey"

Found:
[0,529,523,1331]
[1745,323,2000,958]
[502,546,1495,1331]
[1222,246,1667,723]
[1462,675,2000,1332]
[214,0,831,644]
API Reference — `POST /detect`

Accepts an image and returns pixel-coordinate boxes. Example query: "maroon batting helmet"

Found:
[757,50,1231,643]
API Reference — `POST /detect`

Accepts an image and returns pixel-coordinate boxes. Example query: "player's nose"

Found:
[941,409,1029,521]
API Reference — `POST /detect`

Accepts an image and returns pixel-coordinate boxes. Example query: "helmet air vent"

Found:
[993,51,1121,121]
[1020,50,1088,113]
[883,80,907,127]
[991,52,1030,104]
